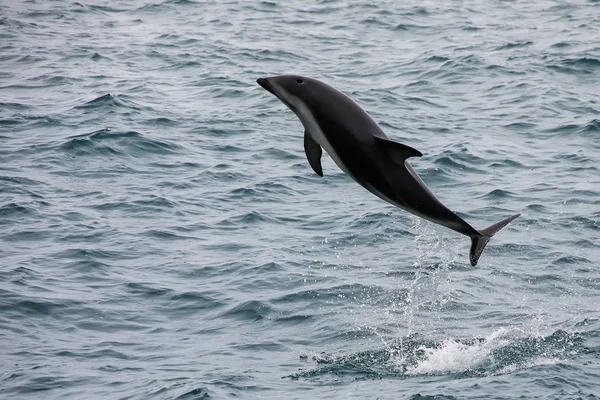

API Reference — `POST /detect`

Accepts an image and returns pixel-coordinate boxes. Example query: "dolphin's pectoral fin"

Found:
[375,137,423,164]
[304,130,323,176]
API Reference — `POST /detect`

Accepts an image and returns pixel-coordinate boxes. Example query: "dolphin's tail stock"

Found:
[469,214,520,266]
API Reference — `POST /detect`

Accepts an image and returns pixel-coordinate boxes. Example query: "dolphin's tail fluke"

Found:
[469,214,520,266]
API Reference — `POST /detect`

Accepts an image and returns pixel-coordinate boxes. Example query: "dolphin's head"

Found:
[257,75,320,114]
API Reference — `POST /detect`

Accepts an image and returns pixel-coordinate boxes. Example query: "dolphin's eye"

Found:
[296,79,303,84]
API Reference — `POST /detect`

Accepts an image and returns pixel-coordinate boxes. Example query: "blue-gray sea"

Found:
[1,0,599,399]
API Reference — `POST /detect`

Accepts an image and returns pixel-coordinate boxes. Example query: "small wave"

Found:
[167,292,225,318]
[0,266,36,284]
[74,94,144,111]
[228,182,299,202]
[273,314,314,326]
[433,156,483,174]
[0,101,30,111]
[0,16,39,29]
[359,16,383,25]
[405,79,433,88]
[142,117,179,126]
[254,49,309,62]
[495,41,533,51]
[29,74,80,85]
[218,300,274,322]
[1,82,52,90]
[425,55,450,63]
[174,387,211,400]
[71,3,128,13]
[562,57,600,68]
[525,203,549,213]
[551,255,591,266]
[159,60,202,70]
[404,96,446,108]
[545,119,600,137]
[55,248,126,260]
[417,55,484,81]
[65,260,111,277]
[503,122,537,130]
[489,159,525,169]
[91,52,111,61]
[126,282,172,297]
[60,128,182,157]
[482,189,516,199]
[394,23,429,31]
[484,64,526,75]
[59,129,126,156]
[156,33,181,40]
[10,298,85,317]
[90,195,177,213]
[0,114,62,131]
[548,57,600,75]
[0,202,37,217]
[259,147,303,161]
[407,6,429,15]
[192,168,247,184]
[58,229,105,243]
[215,211,276,226]
[141,229,196,241]
[167,0,198,5]
[272,283,389,305]
[75,93,117,108]
[581,118,600,133]
[202,143,246,153]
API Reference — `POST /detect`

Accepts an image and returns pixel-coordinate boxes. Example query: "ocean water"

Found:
[1,0,599,398]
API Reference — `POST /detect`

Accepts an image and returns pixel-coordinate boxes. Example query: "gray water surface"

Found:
[1,1,599,399]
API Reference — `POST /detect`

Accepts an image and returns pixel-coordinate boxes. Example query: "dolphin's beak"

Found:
[257,77,275,95]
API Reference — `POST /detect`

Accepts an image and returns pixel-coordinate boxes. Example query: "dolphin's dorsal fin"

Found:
[304,130,323,176]
[375,136,423,164]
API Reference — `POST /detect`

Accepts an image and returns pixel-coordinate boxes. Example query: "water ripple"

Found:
[1,0,599,398]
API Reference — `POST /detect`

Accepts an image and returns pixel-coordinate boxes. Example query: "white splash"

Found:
[406,328,515,375]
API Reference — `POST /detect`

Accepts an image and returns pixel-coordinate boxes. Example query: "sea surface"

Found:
[1,0,599,399]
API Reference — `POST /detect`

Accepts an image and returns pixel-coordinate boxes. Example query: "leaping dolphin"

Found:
[257,75,519,266]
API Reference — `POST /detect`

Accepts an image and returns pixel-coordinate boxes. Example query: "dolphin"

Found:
[257,75,519,266]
